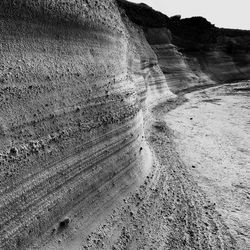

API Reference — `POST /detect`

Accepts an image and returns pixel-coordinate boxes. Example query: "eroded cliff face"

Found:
[145,28,250,92]
[1,0,249,249]
[0,1,173,249]
[118,0,250,93]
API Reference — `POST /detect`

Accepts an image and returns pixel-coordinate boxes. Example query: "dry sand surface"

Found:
[164,82,250,249]
[41,82,249,250]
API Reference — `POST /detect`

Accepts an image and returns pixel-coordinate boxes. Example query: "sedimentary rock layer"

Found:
[0,1,173,249]
[118,0,250,92]
[152,43,214,92]
[145,27,250,92]
[1,0,250,249]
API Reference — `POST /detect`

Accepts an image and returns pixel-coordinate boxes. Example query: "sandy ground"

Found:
[164,82,250,249]
[75,83,250,250]
[46,82,249,250]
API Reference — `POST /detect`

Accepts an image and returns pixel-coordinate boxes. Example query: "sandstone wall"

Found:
[184,49,250,83]
[1,1,249,249]
[0,1,173,249]
[152,43,214,92]
[144,27,250,93]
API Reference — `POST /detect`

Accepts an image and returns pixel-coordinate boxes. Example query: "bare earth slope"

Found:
[165,82,250,249]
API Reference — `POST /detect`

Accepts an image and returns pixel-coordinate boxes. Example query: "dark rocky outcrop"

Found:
[0,0,249,249]
[118,0,250,91]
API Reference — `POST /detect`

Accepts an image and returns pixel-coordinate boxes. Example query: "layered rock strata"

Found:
[1,0,250,249]
[0,1,173,249]
[118,0,250,92]
[145,27,250,92]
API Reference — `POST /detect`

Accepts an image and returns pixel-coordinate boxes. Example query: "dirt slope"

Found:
[77,86,241,250]
[165,82,250,249]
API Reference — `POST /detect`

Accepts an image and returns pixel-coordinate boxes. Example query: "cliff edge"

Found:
[118,0,250,92]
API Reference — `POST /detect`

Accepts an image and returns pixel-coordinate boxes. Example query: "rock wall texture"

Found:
[0,0,249,249]
[0,0,173,249]
[145,27,250,92]
[118,0,250,92]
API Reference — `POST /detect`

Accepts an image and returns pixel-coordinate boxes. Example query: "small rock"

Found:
[59,217,70,229]
[9,147,18,156]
